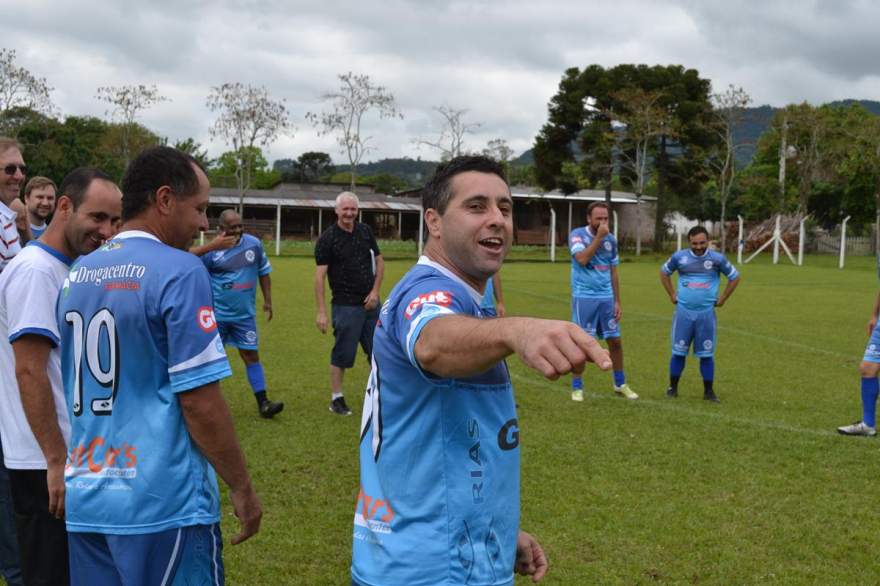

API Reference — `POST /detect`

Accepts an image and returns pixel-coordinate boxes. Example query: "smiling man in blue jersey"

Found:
[568,202,638,401]
[660,226,741,402]
[192,209,283,419]
[0,167,120,586]
[57,147,262,585]
[352,155,612,586]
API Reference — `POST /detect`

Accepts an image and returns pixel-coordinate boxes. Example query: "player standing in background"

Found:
[568,202,637,401]
[837,284,880,436]
[352,155,612,586]
[23,176,57,239]
[193,209,283,419]
[57,147,261,584]
[660,226,740,403]
[0,167,121,586]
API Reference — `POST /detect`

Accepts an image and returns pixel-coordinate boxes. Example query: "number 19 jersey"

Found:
[57,231,232,535]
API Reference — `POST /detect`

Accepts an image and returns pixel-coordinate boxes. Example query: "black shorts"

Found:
[8,468,69,585]
[331,303,379,368]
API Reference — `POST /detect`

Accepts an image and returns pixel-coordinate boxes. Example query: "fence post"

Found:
[612,210,619,241]
[797,216,806,266]
[676,225,682,251]
[772,215,781,265]
[275,201,281,256]
[737,215,744,264]
[840,215,851,269]
[549,205,557,263]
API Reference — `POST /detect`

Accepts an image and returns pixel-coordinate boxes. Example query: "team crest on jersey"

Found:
[703,260,713,269]
[404,290,453,319]
[197,306,217,332]
[245,249,256,263]
[604,241,612,251]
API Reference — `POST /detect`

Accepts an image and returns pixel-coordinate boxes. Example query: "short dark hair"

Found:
[24,176,57,199]
[422,155,507,215]
[587,202,609,217]
[122,146,204,222]
[59,167,113,209]
[688,225,709,239]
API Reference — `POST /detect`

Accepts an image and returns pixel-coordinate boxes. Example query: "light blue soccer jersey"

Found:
[352,257,520,586]
[661,249,739,312]
[201,234,271,322]
[31,223,47,239]
[569,226,619,299]
[57,230,232,535]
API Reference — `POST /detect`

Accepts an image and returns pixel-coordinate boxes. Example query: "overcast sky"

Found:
[8,0,880,165]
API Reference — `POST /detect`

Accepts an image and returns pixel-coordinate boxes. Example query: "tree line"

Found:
[3,48,878,246]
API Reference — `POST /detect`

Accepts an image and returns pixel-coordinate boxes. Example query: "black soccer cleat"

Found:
[329,396,352,416]
[665,387,678,398]
[259,400,284,419]
[703,390,721,403]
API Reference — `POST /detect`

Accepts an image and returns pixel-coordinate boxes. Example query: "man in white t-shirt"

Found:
[0,167,121,585]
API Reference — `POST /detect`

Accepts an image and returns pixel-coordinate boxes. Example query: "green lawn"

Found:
[217,251,879,585]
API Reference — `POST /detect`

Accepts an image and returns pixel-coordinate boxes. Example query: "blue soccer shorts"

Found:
[217,317,258,350]
[571,296,620,340]
[671,307,717,358]
[863,321,880,363]
[68,524,224,586]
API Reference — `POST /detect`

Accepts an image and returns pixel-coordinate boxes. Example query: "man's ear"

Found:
[154,185,175,216]
[425,208,442,238]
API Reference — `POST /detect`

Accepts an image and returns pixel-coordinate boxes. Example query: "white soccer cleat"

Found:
[571,390,584,402]
[837,421,877,437]
[614,383,639,400]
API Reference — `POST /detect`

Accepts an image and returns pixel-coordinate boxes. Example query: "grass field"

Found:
[215,251,879,585]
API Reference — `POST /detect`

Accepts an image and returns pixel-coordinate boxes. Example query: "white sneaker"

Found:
[571,390,584,402]
[837,421,876,436]
[614,383,639,400]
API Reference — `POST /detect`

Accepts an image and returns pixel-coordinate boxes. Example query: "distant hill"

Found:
[517,99,880,169]
[334,158,438,187]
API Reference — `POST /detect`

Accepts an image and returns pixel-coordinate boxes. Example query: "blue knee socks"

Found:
[861,377,879,427]
[246,362,266,394]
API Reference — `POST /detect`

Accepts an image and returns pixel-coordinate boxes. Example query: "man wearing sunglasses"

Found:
[0,137,26,586]
[0,138,26,272]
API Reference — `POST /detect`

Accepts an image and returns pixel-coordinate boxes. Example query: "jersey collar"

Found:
[27,240,74,266]
[687,248,708,259]
[113,230,161,243]
[417,256,483,305]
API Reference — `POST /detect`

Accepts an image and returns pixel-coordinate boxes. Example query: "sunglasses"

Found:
[2,164,26,176]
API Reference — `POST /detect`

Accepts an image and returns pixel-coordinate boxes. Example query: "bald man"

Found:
[192,210,283,418]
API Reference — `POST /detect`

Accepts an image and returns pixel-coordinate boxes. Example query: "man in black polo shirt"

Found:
[314,191,384,415]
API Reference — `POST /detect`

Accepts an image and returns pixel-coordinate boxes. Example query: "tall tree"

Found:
[172,137,213,169]
[414,105,480,160]
[611,88,677,255]
[207,82,291,213]
[307,72,402,191]
[709,85,751,252]
[482,138,515,165]
[293,151,333,182]
[96,84,168,167]
[0,48,54,119]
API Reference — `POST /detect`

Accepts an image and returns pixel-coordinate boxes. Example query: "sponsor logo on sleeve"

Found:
[571,236,583,244]
[198,307,217,332]
[404,290,453,319]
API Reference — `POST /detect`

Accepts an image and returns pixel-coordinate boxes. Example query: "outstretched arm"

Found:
[414,315,611,380]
